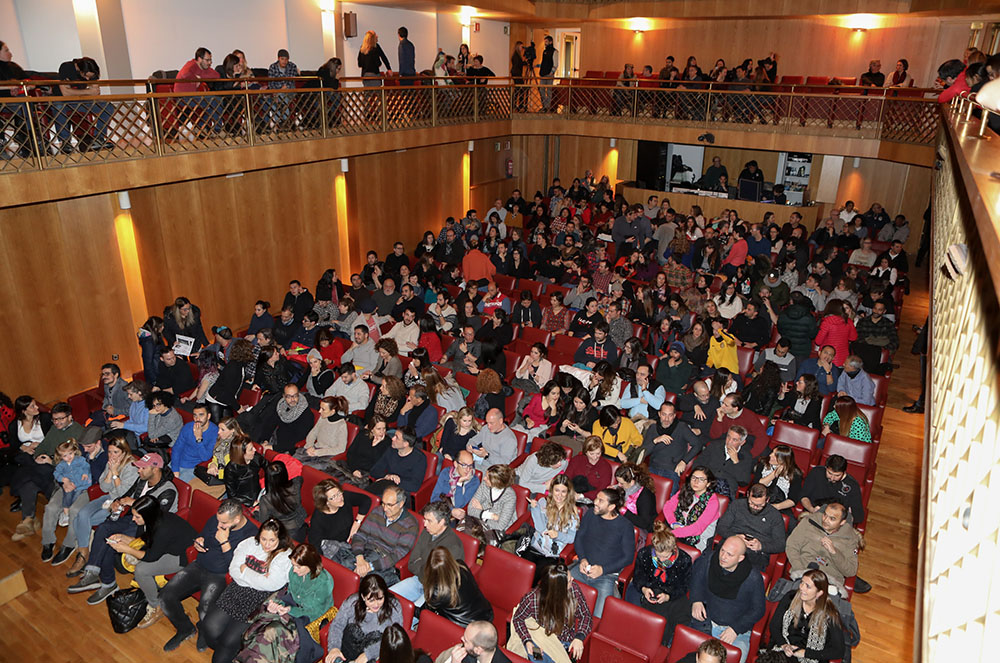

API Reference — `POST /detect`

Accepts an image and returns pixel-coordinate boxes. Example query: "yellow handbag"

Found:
[120,538,169,588]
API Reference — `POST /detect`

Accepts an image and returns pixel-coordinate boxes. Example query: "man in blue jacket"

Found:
[430,450,481,516]
[569,487,636,617]
[170,404,219,482]
[689,536,766,663]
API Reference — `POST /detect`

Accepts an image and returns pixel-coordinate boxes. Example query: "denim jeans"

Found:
[569,563,618,618]
[176,467,196,483]
[184,96,223,130]
[52,99,114,144]
[86,517,138,585]
[72,497,111,549]
[710,622,751,663]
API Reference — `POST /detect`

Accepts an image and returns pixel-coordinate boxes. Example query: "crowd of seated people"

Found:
[0,163,913,663]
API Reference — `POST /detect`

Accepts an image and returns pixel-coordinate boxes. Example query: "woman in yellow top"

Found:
[591,405,643,462]
[707,318,739,374]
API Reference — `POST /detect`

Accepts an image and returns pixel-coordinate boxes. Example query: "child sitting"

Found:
[53,439,93,527]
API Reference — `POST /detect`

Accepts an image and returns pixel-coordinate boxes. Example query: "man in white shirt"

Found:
[325,364,370,413]
[382,307,419,356]
[838,200,858,228]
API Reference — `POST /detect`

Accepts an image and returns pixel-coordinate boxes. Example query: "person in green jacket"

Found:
[775,291,820,359]
[240,543,334,663]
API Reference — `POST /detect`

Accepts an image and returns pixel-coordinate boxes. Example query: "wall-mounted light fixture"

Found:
[117,191,131,210]
[468,140,475,152]
[340,158,349,172]
[610,138,616,148]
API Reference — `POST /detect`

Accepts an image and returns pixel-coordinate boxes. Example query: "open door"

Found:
[554,29,580,78]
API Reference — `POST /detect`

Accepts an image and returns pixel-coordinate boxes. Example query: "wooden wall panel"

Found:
[0,194,141,403]
[576,17,967,88]
[345,143,467,269]
[835,158,931,251]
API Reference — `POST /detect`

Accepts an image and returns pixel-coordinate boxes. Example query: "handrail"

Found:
[0,80,940,178]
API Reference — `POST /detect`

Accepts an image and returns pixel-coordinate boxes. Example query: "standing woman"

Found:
[813,300,857,368]
[661,466,721,552]
[201,519,294,663]
[256,461,308,542]
[358,31,392,86]
[510,42,526,111]
[325,573,404,663]
[137,316,166,384]
[766,569,845,662]
[509,561,593,662]
[239,543,334,663]
[206,338,255,422]
[624,521,693,646]
[163,296,209,352]
[456,44,471,75]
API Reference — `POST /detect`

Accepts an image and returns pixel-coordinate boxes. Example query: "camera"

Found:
[523,41,537,64]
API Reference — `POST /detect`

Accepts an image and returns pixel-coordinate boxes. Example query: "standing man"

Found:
[267,49,300,129]
[398,27,416,83]
[538,35,558,111]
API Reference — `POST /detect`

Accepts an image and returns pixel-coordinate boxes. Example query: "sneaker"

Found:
[67,570,102,594]
[41,543,55,562]
[138,606,164,629]
[86,583,118,605]
[163,629,196,652]
[66,552,87,577]
[11,517,35,541]
[58,511,70,527]
[51,546,75,566]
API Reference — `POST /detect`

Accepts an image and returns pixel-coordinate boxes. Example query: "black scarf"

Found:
[706,548,752,600]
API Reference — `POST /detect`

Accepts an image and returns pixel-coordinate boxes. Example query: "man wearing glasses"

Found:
[11,402,84,541]
[431,450,481,520]
[333,484,418,584]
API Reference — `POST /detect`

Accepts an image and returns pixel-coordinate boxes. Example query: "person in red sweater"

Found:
[565,436,613,501]
[416,317,443,363]
[175,47,223,133]
[813,300,858,367]
[720,227,749,278]
[461,236,496,285]
[709,393,770,458]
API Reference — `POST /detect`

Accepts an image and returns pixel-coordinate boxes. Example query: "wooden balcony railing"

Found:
[0,76,940,175]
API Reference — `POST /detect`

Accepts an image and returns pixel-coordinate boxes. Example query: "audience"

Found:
[625,521,693,646]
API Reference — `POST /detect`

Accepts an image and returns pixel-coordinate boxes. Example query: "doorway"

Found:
[554,29,580,78]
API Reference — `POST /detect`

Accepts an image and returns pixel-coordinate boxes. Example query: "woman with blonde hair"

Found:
[195,416,248,486]
[357,30,391,86]
[438,406,480,460]
[163,296,209,351]
[519,474,579,571]
[61,431,138,573]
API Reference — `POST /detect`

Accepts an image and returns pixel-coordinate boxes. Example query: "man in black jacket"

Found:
[715,484,787,570]
[642,402,704,487]
[729,301,771,350]
[154,347,197,395]
[272,306,300,350]
[384,242,409,283]
[692,425,753,497]
[282,280,314,324]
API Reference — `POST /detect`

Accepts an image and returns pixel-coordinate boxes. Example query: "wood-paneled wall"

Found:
[130,161,347,335]
[0,194,141,403]
[344,142,467,268]
[568,17,969,88]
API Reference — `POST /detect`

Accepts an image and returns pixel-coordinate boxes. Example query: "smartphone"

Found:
[530,648,543,661]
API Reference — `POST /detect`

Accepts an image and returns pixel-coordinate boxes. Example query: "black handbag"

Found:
[107,587,149,634]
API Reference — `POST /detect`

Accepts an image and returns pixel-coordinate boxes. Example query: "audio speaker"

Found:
[344,12,358,38]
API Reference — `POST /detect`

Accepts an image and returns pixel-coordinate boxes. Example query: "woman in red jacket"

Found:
[813,300,857,367]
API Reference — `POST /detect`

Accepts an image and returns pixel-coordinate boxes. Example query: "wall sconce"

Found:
[610,138,616,148]
[853,28,867,33]
[340,158,349,172]
[468,140,475,152]
[117,191,131,210]
[634,29,644,35]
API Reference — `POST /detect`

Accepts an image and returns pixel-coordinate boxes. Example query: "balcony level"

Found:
[0,77,939,208]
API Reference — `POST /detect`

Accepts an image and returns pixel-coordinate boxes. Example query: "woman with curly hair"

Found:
[364,376,406,424]
[661,466,721,551]
[368,338,403,385]
[515,439,568,494]
[473,368,507,419]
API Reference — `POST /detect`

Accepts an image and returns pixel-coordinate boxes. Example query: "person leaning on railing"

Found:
[0,40,32,159]
[50,56,115,153]
[175,47,223,135]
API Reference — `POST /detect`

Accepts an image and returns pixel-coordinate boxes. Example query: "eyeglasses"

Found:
[456,461,474,468]
[690,476,709,483]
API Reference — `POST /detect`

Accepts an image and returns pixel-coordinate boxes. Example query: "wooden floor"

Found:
[0,270,929,663]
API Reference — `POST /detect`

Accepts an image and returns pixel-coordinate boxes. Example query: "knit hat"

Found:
[307,348,323,363]
[765,269,781,285]
[669,341,686,355]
